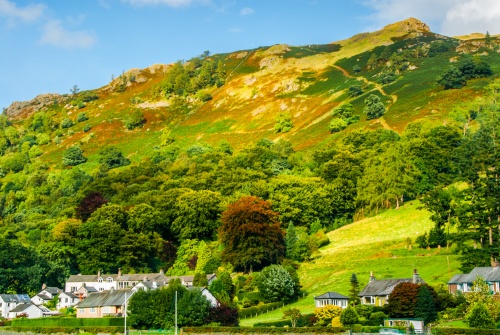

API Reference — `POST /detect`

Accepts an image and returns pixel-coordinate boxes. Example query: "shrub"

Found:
[329,118,348,133]
[62,146,86,166]
[60,118,74,129]
[363,94,386,120]
[274,112,294,133]
[124,110,145,130]
[83,124,92,132]
[98,147,130,169]
[340,307,359,325]
[77,113,89,122]
[348,85,362,97]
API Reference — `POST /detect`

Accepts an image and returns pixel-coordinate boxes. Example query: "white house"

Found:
[0,294,31,318]
[31,287,61,306]
[57,292,79,310]
[314,292,349,309]
[8,303,49,319]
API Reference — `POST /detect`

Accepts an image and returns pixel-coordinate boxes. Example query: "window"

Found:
[107,277,113,282]
[99,288,104,291]
[65,298,68,303]
[71,287,77,292]
[79,308,84,314]
[90,307,96,313]
[98,277,103,282]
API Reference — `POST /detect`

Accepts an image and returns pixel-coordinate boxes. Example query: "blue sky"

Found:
[1,0,500,110]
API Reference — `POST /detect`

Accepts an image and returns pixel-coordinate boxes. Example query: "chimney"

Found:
[118,268,122,278]
[98,269,101,278]
[370,271,375,282]
[412,268,420,284]
[160,269,164,276]
[42,283,47,291]
[491,259,500,268]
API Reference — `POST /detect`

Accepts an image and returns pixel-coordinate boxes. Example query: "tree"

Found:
[349,273,360,306]
[172,190,223,241]
[367,53,378,69]
[177,288,211,326]
[285,222,298,260]
[274,112,294,133]
[348,85,363,97]
[219,196,285,272]
[467,302,495,329]
[314,305,342,325]
[206,304,239,326]
[75,192,108,222]
[363,94,386,120]
[60,118,74,129]
[77,112,89,122]
[62,146,87,166]
[329,118,348,133]
[70,85,80,95]
[414,284,438,324]
[98,147,130,169]
[387,283,419,318]
[340,307,359,326]
[437,66,466,89]
[256,265,299,303]
[124,110,145,130]
[283,308,302,328]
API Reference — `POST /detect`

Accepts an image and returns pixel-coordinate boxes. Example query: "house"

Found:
[448,266,500,294]
[131,281,165,292]
[314,292,349,309]
[75,284,99,300]
[76,288,132,318]
[0,294,31,318]
[65,270,216,294]
[189,287,219,307]
[8,303,51,319]
[384,318,424,332]
[359,269,424,306]
[57,292,79,310]
[31,286,61,306]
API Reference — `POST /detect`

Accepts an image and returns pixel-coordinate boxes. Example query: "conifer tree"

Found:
[349,273,360,306]
[286,222,298,260]
[415,284,437,324]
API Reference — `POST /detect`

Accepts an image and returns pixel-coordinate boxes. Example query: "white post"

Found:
[124,292,127,335]
[175,291,178,335]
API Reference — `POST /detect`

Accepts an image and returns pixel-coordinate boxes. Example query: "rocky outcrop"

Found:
[4,93,65,119]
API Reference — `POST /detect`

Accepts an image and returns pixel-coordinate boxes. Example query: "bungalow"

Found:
[448,266,500,294]
[8,303,51,319]
[0,294,31,318]
[57,292,79,310]
[31,286,61,306]
[314,292,349,309]
[359,269,424,306]
[76,288,133,318]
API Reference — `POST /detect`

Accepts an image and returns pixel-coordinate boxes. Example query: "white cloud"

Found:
[122,0,211,7]
[362,0,500,35]
[240,7,254,16]
[39,20,96,49]
[0,0,45,24]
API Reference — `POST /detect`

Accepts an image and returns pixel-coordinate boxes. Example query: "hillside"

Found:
[240,200,461,326]
[0,17,498,302]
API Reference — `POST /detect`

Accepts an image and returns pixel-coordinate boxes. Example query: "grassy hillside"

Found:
[240,200,461,326]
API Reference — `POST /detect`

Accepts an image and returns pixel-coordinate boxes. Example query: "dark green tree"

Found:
[414,284,438,324]
[467,302,495,329]
[98,147,131,169]
[62,146,87,166]
[437,66,466,89]
[363,94,386,120]
[349,273,360,306]
[256,265,299,303]
[285,222,298,260]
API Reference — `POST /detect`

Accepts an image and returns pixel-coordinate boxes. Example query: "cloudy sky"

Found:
[1,0,500,109]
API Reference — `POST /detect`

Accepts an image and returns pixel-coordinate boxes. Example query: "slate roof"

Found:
[0,294,30,303]
[448,267,500,284]
[359,277,424,297]
[36,294,52,301]
[77,289,132,308]
[67,275,98,283]
[60,292,78,299]
[314,292,349,300]
[9,303,35,313]
[43,287,61,295]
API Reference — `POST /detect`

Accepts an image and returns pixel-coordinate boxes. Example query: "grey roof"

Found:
[60,292,78,299]
[36,294,52,301]
[314,292,349,300]
[9,303,36,313]
[43,287,61,295]
[448,267,500,284]
[0,294,30,303]
[77,289,133,308]
[67,275,98,282]
[359,277,424,297]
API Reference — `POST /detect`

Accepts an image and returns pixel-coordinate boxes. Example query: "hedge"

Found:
[4,326,123,334]
[182,326,344,334]
[238,302,284,318]
[254,314,314,327]
[11,317,124,327]
[432,328,500,335]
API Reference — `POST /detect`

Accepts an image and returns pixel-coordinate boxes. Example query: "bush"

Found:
[329,118,348,133]
[274,112,294,133]
[77,113,89,122]
[124,110,145,130]
[238,302,283,318]
[83,124,92,132]
[60,118,74,129]
[348,85,363,97]
[98,147,130,169]
[62,146,86,166]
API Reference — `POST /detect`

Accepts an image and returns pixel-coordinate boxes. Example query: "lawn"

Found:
[240,200,462,326]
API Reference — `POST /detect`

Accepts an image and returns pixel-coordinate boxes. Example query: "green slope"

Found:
[240,200,461,326]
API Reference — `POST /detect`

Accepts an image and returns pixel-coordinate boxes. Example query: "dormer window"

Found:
[98,277,103,282]
[107,277,113,282]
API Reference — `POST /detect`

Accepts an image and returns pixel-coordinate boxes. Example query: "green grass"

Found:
[240,200,461,326]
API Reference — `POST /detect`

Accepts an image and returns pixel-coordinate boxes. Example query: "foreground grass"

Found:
[240,200,461,326]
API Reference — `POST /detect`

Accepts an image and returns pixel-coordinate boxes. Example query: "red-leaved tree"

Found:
[219,196,285,272]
